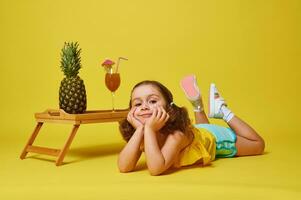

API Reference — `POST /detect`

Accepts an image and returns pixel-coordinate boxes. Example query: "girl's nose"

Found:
[141,102,150,110]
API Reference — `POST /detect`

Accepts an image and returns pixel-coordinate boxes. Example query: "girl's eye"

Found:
[134,103,141,107]
[149,100,157,104]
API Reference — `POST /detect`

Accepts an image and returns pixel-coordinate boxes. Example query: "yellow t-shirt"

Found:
[174,128,216,168]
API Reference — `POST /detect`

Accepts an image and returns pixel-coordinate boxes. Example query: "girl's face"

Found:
[131,84,167,124]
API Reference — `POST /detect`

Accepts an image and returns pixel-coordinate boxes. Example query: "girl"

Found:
[118,76,265,176]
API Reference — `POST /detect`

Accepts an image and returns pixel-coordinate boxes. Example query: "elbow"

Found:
[146,160,167,176]
[118,166,134,173]
[150,171,163,176]
[117,160,134,173]
[148,167,165,176]
[149,170,163,176]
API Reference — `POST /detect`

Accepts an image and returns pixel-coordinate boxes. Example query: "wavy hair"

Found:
[119,80,193,142]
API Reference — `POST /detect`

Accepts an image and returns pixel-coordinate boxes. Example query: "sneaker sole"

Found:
[180,75,200,101]
[208,83,215,118]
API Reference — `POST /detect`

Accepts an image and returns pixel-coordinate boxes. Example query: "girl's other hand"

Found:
[145,106,169,132]
[127,107,144,129]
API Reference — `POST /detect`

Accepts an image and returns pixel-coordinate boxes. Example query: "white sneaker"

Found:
[208,83,227,118]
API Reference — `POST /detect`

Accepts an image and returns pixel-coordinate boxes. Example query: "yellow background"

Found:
[0,0,300,199]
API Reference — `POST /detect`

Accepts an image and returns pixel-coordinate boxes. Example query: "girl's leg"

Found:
[209,83,265,156]
[194,111,210,124]
[180,75,210,124]
[228,116,265,156]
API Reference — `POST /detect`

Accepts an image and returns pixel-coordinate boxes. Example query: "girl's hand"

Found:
[127,107,144,129]
[145,106,169,132]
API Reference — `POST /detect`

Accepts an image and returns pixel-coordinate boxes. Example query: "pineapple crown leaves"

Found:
[60,42,82,78]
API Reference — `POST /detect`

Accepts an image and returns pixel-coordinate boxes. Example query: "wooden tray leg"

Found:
[20,122,44,159]
[55,124,80,166]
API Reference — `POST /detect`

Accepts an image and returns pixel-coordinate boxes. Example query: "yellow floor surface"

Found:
[1,123,300,200]
[1,1,300,199]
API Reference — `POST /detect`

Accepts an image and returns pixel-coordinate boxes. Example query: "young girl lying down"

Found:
[118,76,265,176]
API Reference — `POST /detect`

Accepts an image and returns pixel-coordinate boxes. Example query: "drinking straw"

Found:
[115,57,128,73]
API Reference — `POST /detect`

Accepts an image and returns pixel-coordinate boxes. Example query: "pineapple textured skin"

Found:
[59,76,86,114]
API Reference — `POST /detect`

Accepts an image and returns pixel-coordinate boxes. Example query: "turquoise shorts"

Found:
[194,124,237,158]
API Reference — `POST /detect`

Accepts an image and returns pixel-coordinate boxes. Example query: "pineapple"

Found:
[59,42,87,114]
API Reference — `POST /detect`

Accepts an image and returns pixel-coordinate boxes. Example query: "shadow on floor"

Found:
[162,162,216,176]
[25,146,270,167]
[25,142,125,165]
[67,142,124,160]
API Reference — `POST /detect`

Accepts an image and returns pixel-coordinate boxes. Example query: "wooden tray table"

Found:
[20,109,128,166]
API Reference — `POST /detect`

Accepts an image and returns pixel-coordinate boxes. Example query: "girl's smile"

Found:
[138,112,153,118]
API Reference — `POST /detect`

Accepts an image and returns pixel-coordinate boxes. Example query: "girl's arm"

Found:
[118,126,144,173]
[144,127,184,176]
[118,108,144,173]
[143,106,184,176]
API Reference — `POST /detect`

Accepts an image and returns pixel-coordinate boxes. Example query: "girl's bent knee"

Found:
[255,138,265,155]
[258,139,265,154]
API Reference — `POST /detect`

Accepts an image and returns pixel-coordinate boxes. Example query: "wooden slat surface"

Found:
[35,109,129,124]
[26,145,61,157]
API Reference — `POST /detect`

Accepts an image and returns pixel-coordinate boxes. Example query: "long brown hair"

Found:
[119,80,193,142]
